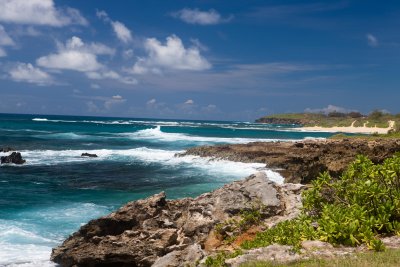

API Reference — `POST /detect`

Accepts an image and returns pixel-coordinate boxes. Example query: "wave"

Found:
[0,202,110,266]
[11,147,283,183]
[30,117,297,131]
[123,126,295,144]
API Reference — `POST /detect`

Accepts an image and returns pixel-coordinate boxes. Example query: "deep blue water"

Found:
[0,113,332,266]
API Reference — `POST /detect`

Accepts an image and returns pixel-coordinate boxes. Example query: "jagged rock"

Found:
[1,152,25,164]
[153,244,204,267]
[179,139,400,183]
[81,153,98,158]
[51,172,300,267]
[0,147,15,153]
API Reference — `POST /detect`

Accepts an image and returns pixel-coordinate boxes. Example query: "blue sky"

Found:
[0,0,399,121]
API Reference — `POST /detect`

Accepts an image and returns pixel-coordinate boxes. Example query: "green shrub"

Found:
[242,154,400,252]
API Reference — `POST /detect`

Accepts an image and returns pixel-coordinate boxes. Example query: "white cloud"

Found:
[172,8,232,25]
[111,21,132,44]
[184,99,194,104]
[86,70,138,85]
[104,95,126,109]
[0,25,14,46]
[37,36,114,72]
[0,0,87,27]
[90,83,100,89]
[123,49,134,59]
[97,10,132,44]
[0,24,14,56]
[366,33,378,47]
[86,101,100,112]
[8,63,53,85]
[131,35,211,74]
[147,98,157,105]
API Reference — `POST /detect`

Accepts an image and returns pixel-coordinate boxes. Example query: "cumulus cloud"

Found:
[184,99,194,105]
[96,10,132,44]
[0,24,14,56]
[0,0,87,27]
[366,33,378,47]
[0,47,6,57]
[104,95,126,109]
[304,105,356,114]
[36,36,113,72]
[130,35,211,74]
[171,8,232,25]
[37,36,136,85]
[147,98,157,105]
[8,63,54,85]
[86,70,137,85]
[0,25,14,46]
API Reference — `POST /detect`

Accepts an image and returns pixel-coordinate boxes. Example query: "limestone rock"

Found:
[51,172,293,267]
[225,245,301,267]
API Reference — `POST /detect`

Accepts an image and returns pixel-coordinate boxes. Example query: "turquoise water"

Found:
[0,113,332,266]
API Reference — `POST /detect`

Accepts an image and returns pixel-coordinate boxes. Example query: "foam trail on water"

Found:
[123,126,297,144]
[4,148,284,183]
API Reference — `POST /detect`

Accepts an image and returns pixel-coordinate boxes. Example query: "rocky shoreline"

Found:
[51,172,304,267]
[179,139,400,183]
[51,138,400,266]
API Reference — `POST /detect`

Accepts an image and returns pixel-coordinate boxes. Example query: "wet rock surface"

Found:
[179,139,400,183]
[0,152,26,164]
[81,153,98,158]
[51,172,302,267]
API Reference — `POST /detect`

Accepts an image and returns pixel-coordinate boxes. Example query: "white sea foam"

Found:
[32,118,48,122]
[123,126,292,144]
[0,203,111,267]
[16,147,284,184]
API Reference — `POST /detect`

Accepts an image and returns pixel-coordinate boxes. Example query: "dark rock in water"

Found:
[51,173,304,267]
[1,152,26,164]
[0,147,15,153]
[81,153,98,158]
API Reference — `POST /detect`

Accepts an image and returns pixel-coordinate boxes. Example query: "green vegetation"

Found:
[205,154,400,267]
[257,110,400,129]
[240,249,400,267]
[215,208,263,244]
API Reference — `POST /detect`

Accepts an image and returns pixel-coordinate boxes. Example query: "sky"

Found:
[0,0,399,121]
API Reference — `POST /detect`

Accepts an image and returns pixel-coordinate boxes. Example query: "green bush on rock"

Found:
[243,154,400,252]
[206,154,400,266]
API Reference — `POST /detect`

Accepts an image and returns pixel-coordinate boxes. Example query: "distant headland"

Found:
[256,110,399,134]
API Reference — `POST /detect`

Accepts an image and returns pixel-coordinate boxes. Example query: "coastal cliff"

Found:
[51,172,304,267]
[180,139,400,183]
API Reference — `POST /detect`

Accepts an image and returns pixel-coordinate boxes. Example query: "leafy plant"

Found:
[242,154,400,252]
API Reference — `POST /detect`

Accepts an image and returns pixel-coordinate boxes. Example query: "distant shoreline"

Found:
[300,120,395,134]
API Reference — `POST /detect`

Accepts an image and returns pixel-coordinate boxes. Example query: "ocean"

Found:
[0,113,332,266]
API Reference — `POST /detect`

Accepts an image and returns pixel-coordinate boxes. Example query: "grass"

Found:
[240,249,400,267]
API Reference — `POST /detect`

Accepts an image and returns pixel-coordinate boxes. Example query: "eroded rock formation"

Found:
[179,139,400,183]
[51,173,304,267]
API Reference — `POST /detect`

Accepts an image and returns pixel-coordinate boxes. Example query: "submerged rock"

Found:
[0,152,25,164]
[51,172,303,267]
[81,153,98,158]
